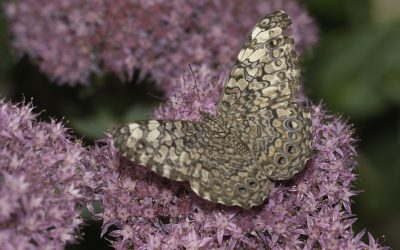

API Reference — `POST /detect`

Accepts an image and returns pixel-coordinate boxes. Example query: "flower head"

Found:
[5,0,317,87]
[0,100,91,249]
[88,67,388,249]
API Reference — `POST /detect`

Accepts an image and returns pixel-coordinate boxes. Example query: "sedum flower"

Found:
[153,65,226,120]
[87,67,388,249]
[0,100,91,249]
[5,0,317,87]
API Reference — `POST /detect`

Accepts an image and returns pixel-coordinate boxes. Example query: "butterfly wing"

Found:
[112,120,204,181]
[189,155,270,208]
[217,10,313,180]
[189,125,270,208]
[112,120,270,208]
[218,10,299,115]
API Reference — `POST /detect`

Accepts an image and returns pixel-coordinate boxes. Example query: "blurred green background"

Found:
[0,0,399,248]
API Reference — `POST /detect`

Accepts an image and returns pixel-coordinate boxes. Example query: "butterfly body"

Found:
[112,11,312,208]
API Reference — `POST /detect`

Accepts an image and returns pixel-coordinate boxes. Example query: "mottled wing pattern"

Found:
[218,11,298,114]
[189,156,270,208]
[218,10,312,180]
[113,120,270,208]
[112,10,313,208]
[113,120,204,181]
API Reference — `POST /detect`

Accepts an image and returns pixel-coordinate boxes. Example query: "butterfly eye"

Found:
[235,184,248,196]
[260,18,270,26]
[284,119,299,131]
[285,143,297,155]
[212,179,222,192]
[275,154,287,166]
[289,132,300,141]
[272,48,284,58]
[246,178,259,190]
[268,38,280,48]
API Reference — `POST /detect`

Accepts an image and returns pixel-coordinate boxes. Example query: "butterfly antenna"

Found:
[147,92,202,114]
[188,64,204,113]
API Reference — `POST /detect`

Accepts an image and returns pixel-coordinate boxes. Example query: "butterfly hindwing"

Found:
[189,156,270,208]
[113,119,270,208]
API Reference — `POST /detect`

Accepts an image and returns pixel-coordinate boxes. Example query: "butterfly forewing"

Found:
[113,120,204,181]
[217,10,312,180]
[218,10,299,117]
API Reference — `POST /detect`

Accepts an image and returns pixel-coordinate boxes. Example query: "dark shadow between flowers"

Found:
[66,221,115,250]
[9,57,163,144]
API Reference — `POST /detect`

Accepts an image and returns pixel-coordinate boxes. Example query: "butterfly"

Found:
[112,10,312,208]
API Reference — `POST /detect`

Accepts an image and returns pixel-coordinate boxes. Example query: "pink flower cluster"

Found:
[87,67,387,249]
[5,0,317,88]
[153,65,227,119]
[0,100,93,249]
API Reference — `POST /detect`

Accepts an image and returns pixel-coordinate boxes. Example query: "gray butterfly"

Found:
[112,10,312,208]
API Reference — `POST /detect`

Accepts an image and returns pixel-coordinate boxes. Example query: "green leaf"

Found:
[304,22,400,119]
[68,103,155,140]
[69,110,117,140]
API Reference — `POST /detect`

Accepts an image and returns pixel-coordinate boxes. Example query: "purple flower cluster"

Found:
[0,100,91,249]
[5,0,317,88]
[87,67,387,249]
[153,65,227,120]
